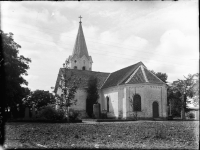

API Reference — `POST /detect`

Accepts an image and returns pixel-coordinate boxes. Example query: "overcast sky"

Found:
[2,1,199,92]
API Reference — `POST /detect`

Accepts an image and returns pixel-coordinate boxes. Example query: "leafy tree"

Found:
[191,73,199,107]
[23,90,55,110]
[171,73,198,120]
[129,94,140,120]
[167,87,182,117]
[1,30,31,118]
[151,70,168,83]
[86,76,99,118]
[54,59,81,122]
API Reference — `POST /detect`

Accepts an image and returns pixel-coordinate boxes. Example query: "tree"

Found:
[1,30,31,118]
[86,76,99,118]
[171,73,198,120]
[129,94,141,120]
[54,59,81,122]
[151,70,168,83]
[23,90,55,110]
[167,86,182,117]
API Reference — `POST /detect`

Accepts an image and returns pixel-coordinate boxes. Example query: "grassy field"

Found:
[4,121,199,149]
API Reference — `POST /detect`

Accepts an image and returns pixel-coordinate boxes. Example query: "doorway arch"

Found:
[152,101,159,118]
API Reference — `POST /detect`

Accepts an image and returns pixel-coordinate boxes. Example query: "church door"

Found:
[152,101,159,118]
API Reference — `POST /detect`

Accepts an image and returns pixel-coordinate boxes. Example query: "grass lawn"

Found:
[4,121,199,149]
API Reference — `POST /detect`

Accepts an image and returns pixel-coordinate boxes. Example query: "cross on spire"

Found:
[79,15,82,23]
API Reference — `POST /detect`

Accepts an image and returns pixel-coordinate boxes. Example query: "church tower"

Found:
[68,16,93,71]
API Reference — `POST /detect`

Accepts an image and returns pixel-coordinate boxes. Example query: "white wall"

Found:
[101,83,167,119]
[102,87,119,118]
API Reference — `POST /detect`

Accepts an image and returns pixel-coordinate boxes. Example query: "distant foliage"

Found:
[23,90,55,110]
[151,70,168,83]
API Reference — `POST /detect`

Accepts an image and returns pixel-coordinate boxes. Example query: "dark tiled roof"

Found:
[127,67,146,84]
[143,67,164,84]
[101,62,142,89]
[54,69,110,93]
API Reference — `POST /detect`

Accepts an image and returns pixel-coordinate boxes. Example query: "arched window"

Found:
[82,66,85,70]
[133,94,141,111]
[74,60,77,63]
[74,66,77,69]
[106,96,109,112]
[83,60,85,64]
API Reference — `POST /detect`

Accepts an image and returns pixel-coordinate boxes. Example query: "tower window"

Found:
[82,66,85,70]
[74,66,77,69]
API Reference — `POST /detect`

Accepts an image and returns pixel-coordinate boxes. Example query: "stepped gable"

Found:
[101,62,142,89]
[54,68,110,92]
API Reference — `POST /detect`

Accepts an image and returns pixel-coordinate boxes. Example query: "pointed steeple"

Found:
[72,16,89,59]
[68,16,93,71]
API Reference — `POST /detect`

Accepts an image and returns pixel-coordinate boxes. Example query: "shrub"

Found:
[101,110,107,119]
[69,109,80,121]
[187,112,195,119]
[37,105,65,121]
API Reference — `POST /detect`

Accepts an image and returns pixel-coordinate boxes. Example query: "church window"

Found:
[82,66,85,70]
[74,60,77,63]
[106,96,109,112]
[83,60,85,64]
[74,66,77,69]
[133,94,141,111]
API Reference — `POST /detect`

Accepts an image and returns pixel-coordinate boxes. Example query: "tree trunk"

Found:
[67,107,69,122]
[181,94,186,120]
[181,107,185,120]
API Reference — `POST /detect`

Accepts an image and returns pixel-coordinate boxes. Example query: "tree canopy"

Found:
[1,30,31,111]
[151,70,168,83]
[168,73,199,119]
[23,90,55,110]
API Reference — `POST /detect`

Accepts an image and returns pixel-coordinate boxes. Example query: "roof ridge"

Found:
[111,61,142,74]
[117,62,142,85]
[61,68,110,74]
[141,65,149,82]
[100,73,111,89]
[144,68,166,84]
[125,65,142,84]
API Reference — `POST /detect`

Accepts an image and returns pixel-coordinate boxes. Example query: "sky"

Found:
[1,1,199,92]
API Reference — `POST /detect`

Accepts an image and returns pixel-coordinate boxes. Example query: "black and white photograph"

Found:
[1,1,199,149]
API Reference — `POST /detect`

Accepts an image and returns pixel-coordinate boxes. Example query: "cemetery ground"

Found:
[4,121,199,149]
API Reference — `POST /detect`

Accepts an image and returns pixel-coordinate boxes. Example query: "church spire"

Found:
[72,16,89,59]
[68,16,93,71]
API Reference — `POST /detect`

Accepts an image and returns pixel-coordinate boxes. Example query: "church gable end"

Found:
[126,67,146,84]
[143,68,165,84]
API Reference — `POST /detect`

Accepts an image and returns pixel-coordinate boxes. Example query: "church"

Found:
[54,17,168,119]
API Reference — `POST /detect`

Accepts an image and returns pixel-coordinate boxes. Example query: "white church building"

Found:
[54,17,168,119]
